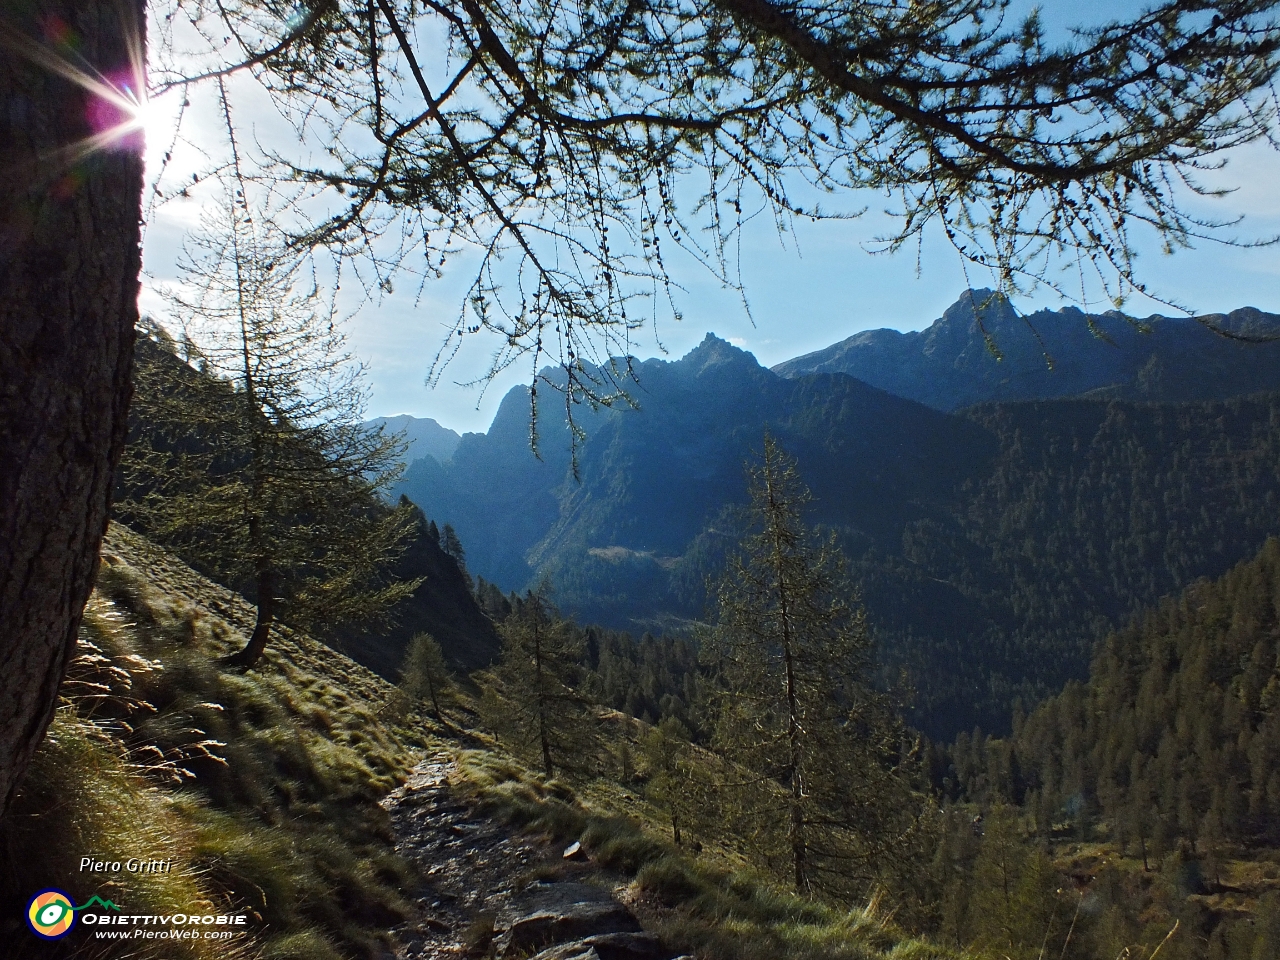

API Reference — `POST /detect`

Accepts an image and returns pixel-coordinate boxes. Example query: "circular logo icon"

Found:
[27,890,76,939]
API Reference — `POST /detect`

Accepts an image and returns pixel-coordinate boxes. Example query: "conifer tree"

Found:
[481,592,597,779]
[399,632,455,723]
[642,716,700,848]
[705,434,923,896]
[968,806,1062,958]
[121,198,419,668]
[475,578,514,622]
[440,524,474,593]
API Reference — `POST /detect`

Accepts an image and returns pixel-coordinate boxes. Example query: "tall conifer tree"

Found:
[121,198,418,668]
[482,592,597,779]
[705,434,923,896]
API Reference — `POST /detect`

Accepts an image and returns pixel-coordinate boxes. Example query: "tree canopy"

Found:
[118,199,419,668]
[704,434,924,896]
[151,0,1280,430]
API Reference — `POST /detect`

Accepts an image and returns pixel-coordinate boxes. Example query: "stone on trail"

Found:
[526,945,602,960]
[527,933,669,960]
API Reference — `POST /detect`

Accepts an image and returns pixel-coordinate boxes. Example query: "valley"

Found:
[7,291,1279,960]
[388,293,1280,738]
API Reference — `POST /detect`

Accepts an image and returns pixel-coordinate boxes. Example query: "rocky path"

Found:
[383,758,689,960]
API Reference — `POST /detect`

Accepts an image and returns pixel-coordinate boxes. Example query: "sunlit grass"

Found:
[451,746,967,960]
[1,531,423,959]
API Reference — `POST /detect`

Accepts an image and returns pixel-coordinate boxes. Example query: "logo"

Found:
[26,891,122,939]
[27,890,76,939]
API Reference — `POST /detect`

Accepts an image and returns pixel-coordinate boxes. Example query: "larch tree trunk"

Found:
[226,566,276,669]
[0,0,145,818]
[534,619,554,780]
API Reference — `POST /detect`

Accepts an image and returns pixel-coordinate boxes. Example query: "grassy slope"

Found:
[1,523,426,960]
[450,715,967,960]
[1,524,970,960]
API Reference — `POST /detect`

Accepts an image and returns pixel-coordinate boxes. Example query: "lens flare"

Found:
[85,71,148,153]
[1,11,152,164]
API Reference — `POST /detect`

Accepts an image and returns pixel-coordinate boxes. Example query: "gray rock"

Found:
[577,932,666,960]
[525,933,668,960]
[510,882,619,913]
[527,946,602,960]
[503,903,641,957]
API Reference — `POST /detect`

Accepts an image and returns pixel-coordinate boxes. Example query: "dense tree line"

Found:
[920,800,1280,960]
[920,536,1280,960]
[938,536,1280,853]
[585,631,701,734]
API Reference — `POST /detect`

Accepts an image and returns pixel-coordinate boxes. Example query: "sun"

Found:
[113,81,178,155]
[80,72,146,152]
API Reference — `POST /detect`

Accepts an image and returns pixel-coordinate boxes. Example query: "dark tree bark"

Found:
[0,0,144,818]
[225,567,276,669]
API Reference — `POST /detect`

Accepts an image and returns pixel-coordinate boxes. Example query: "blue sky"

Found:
[139,1,1280,435]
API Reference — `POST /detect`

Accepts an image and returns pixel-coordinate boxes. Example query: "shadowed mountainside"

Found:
[393,333,1280,739]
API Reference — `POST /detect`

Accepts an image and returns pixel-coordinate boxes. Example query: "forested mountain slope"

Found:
[959,535,1280,849]
[930,538,1280,960]
[898,396,1280,735]
[773,290,1280,410]
[393,335,1280,739]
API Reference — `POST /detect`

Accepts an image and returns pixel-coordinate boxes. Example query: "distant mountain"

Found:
[394,334,990,593]
[392,334,1280,739]
[365,414,461,466]
[772,289,1280,410]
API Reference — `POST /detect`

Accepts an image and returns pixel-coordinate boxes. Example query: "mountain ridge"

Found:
[364,413,462,467]
[772,289,1280,410]
[392,324,1280,739]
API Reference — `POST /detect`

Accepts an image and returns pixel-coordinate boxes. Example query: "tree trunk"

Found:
[0,1,144,819]
[534,619,554,779]
[425,667,443,723]
[226,568,277,668]
[767,457,807,893]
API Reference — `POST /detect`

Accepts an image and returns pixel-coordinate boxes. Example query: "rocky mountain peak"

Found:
[683,332,761,377]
